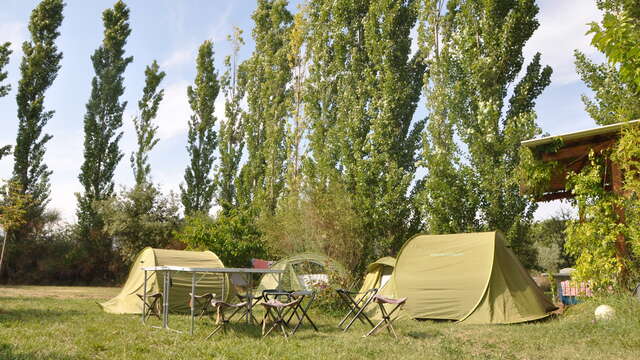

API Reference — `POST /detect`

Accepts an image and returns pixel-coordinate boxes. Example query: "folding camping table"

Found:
[141,266,284,335]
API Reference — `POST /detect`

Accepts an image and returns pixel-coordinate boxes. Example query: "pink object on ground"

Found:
[560,280,593,297]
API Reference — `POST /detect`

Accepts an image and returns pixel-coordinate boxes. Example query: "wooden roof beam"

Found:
[541,139,616,162]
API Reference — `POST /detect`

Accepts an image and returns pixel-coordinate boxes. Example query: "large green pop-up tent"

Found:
[100,248,231,314]
[380,231,556,324]
[256,252,345,292]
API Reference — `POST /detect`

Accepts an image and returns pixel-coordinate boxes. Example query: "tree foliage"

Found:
[217,28,245,214]
[563,123,640,290]
[0,42,11,162]
[180,40,219,216]
[419,0,551,267]
[175,210,266,268]
[0,42,11,97]
[77,0,133,279]
[12,0,64,226]
[589,0,640,93]
[237,0,292,215]
[575,51,640,126]
[285,8,309,194]
[95,184,181,268]
[131,60,165,186]
[0,180,32,276]
[529,210,574,273]
[302,0,425,267]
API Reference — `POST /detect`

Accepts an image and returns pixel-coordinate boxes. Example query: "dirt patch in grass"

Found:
[0,285,119,299]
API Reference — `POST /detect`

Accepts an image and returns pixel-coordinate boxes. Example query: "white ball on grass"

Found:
[594,305,615,321]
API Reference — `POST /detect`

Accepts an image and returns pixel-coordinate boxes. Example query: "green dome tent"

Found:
[256,252,345,292]
[379,231,556,324]
[357,256,395,298]
[100,248,231,314]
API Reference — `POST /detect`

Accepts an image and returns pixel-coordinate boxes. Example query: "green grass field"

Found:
[1,286,639,360]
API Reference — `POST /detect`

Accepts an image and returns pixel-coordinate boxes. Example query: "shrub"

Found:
[95,183,181,267]
[309,266,352,315]
[529,210,575,272]
[259,183,364,273]
[175,209,267,267]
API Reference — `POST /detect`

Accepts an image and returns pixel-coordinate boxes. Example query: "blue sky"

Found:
[0,0,604,222]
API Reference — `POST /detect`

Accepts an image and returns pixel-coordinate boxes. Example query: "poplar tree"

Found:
[0,42,11,161]
[303,0,341,192]
[217,28,245,213]
[285,9,308,193]
[131,60,165,186]
[304,0,425,261]
[180,40,219,216]
[237,0,292,214]
[359,0,426,255]
[419,0,552,267]
[77,0,132,276]
[12,0,64,225]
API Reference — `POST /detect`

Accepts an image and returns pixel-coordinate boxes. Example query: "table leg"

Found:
[190,272,196,335]
[247,273,253,325]
[164,271,170,329]
[142,270,147,324]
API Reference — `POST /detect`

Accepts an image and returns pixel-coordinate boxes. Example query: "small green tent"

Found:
[357,257,395,298]
[100,248,231,314]
[380,231,556,324]
[256,252,345,292]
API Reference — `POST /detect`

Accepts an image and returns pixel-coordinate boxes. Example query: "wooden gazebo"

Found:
[521,120,639,201]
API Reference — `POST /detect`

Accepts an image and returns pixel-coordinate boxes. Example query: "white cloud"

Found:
[48,181,82,223]
[155,81,191,139]
[160,47,195,69]
[0,21,26,59]
[524,0,603,85]
[154,81,226,140]
[44,127,85,222]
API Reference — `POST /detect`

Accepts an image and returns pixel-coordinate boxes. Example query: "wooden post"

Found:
[611,161,629,285]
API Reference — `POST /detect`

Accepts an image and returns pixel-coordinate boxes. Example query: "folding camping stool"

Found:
[137,292,163,321]
[261,297,303,339]
[364,295,406,339]
[336,288,378,331]
[228,293,262,323]
[286,291,318,334]
[205,299,248,339]
[188,293,215,320]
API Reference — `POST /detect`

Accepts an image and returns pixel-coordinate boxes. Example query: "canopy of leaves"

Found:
[0,42,11,97]
[175,210,266,268]
[95,183,181,267]
[217,28,245,214]
[131,60,165,186]
[589,0,640,93]
[12,0,64,224]
[180,40,219,216]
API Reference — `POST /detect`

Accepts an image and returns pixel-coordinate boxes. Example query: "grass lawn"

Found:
[1,286,639,359]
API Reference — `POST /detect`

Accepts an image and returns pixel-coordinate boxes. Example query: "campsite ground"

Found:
[1,287,639,360]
